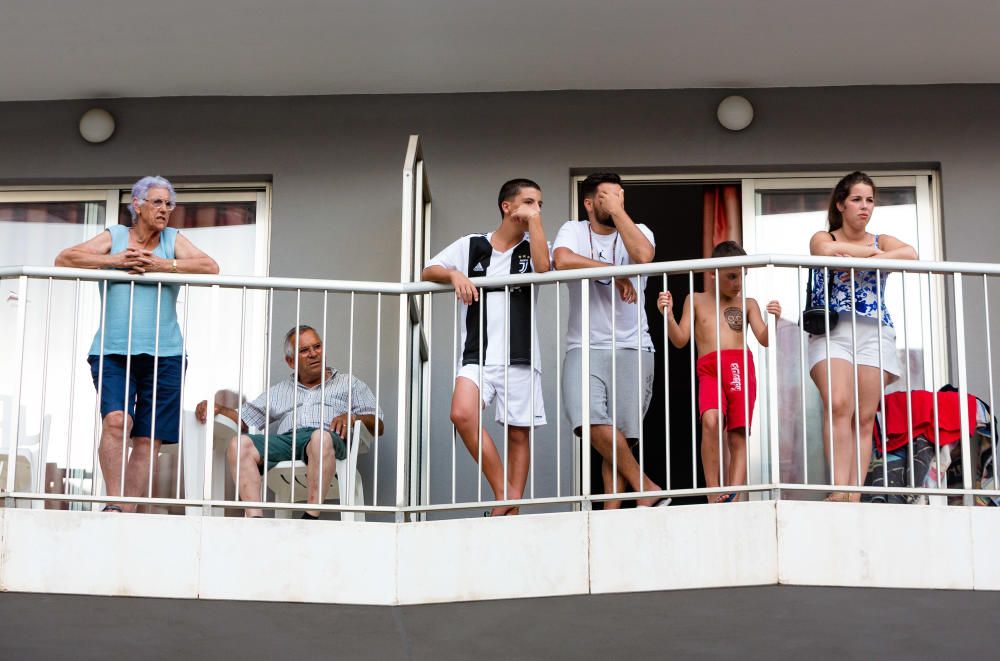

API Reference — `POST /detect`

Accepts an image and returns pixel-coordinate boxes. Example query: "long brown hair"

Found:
[827,171,876,231]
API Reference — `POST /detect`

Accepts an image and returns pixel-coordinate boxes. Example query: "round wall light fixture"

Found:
[716,95,753,131]
[79,108,116,143]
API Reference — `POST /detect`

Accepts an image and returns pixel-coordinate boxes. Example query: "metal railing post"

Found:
[395,293,410,522]
[4,275,29,503]
[953,274,974,506]
[201,284,221,516]
[580,280,591,511]
[766,267,781,500]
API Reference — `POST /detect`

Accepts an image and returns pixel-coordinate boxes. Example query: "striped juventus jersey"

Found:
[427,232,549,369]
[241,368,382,434]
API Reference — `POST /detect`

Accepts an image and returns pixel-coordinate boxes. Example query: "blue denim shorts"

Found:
[88,354,185,443]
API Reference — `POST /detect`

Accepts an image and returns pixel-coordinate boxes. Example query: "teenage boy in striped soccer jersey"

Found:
[421,179,551,516]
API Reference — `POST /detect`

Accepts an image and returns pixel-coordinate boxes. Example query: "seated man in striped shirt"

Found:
[196,324,383,518]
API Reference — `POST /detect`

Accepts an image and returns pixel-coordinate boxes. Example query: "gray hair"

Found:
[284,325,317,360]
[129,175,176,220]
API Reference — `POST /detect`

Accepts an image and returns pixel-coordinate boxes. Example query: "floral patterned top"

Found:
[809,234,893,328]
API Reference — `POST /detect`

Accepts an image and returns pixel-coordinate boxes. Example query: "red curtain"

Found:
[701,185,741,257]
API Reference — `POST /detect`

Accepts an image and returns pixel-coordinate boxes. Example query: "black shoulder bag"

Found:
[802,234,839,336]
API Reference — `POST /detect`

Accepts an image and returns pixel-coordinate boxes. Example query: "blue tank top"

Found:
[809,234,893,329]
[88,225,184,356]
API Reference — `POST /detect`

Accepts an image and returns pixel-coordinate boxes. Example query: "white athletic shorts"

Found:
[456,363,547,427]
[807,315,901,379]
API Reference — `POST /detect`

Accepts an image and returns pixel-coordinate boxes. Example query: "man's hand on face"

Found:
[595,187,625,219]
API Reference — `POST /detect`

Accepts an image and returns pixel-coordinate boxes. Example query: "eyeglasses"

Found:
[142,198,177,210]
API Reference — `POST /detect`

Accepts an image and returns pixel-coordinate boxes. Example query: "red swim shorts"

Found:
[697,349,757,431]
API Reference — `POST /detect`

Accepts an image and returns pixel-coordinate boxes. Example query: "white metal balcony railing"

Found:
[1,254,999,520]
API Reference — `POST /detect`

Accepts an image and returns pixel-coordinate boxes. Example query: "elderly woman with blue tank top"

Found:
[55,176,218,512]
[807,171,916,502]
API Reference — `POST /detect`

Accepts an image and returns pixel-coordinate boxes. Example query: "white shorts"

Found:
[807,316,901,379]
[456,364,547,427]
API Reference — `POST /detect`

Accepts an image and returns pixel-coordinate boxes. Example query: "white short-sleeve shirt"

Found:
[552,220,655,352]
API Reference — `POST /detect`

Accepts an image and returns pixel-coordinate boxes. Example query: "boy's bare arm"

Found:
[746,299,766,346]
[747,298,781,347]
[668,293,694,348]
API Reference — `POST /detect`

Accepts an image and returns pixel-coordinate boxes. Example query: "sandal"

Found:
[101,505,123,513]
[637,497,672,508]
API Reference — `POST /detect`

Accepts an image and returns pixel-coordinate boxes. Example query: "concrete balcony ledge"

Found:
[1,501,998,605]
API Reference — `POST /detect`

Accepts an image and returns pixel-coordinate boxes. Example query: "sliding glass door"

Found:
[741,174,942,488]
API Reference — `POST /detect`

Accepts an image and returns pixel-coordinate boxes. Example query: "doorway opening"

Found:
[574,180,742,506]
[571,169,941,505]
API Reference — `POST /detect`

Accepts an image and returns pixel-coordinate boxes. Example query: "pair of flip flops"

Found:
[716,493,738,503]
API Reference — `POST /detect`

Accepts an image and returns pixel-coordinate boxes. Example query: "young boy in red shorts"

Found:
[658,241,781,503]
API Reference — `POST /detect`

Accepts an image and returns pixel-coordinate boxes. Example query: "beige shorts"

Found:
[807,316,901,379]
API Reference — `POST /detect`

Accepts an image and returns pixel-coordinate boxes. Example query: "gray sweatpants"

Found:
[562,348,654,439]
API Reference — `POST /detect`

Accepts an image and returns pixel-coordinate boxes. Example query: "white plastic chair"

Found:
[180,411,240,516]
[266,419,372,521]
[0,402,50,509]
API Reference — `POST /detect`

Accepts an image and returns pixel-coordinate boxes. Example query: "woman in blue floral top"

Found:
[807,172,916,502]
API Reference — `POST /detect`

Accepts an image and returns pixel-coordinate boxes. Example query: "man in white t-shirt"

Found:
[553,172,666,508]
[421,178,550,516]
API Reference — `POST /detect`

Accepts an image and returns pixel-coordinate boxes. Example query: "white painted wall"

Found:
[2,502,996,605]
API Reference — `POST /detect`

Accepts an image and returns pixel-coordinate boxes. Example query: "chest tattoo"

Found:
[724,307,743,331]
